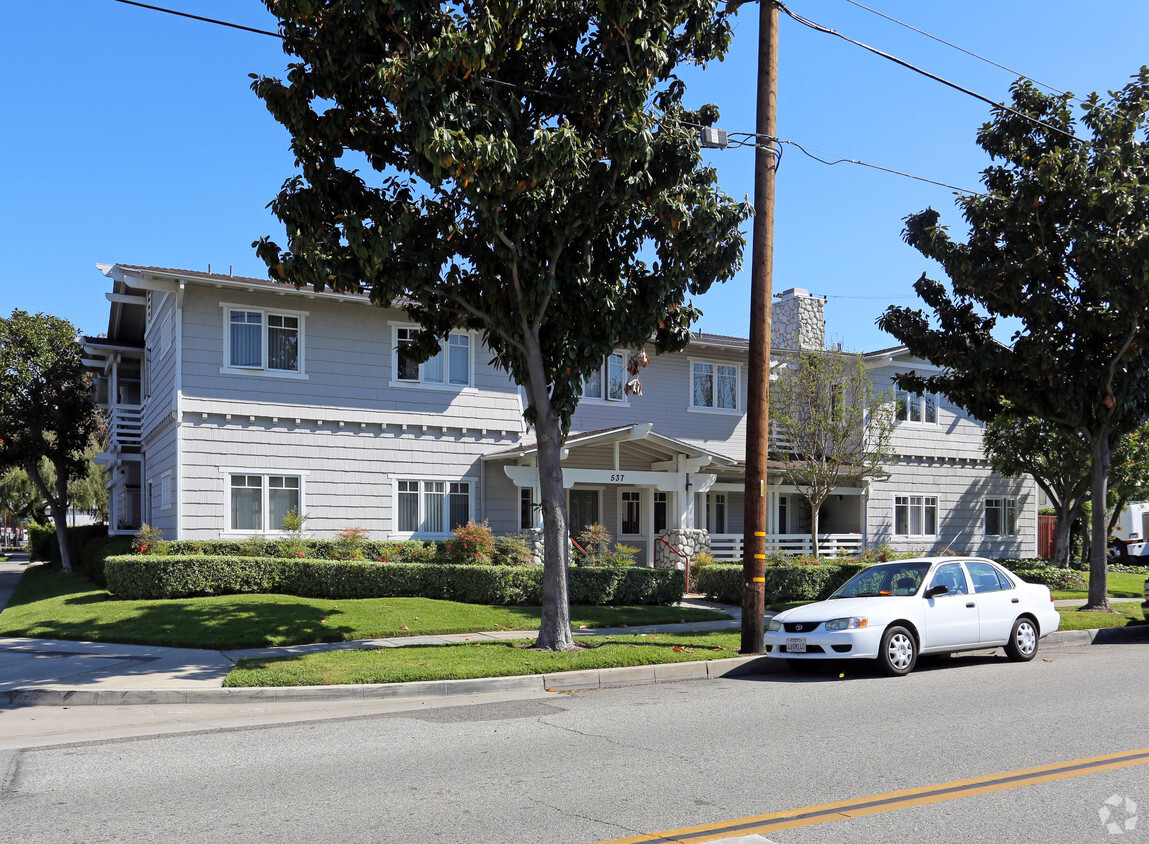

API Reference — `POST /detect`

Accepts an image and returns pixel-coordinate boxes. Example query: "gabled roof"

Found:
[483,424,738,467]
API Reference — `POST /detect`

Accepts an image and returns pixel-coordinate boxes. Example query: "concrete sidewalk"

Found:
[1,554,1145,707]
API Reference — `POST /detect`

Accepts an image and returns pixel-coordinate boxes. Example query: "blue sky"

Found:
[3,1,1148,351]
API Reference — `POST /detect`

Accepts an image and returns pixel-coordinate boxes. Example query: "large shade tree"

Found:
[0,311,99,572]
[252,0,750,649]
[879,70,1149,611]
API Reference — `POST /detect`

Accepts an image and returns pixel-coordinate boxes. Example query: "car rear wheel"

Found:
[1004,617,1039,661]
[879,626,916,677]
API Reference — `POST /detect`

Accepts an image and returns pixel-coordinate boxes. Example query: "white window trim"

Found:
[894,387,940,425]
[519,487,540,531]
[579,351,631,406]
[219,468,308,535]
[390,475,478,539]
[219,303,309,380]
[688,357,741,414]
[160,470,173,512]
[893,493,939,538]
[984,496,1019,538]
[389,322,477,392]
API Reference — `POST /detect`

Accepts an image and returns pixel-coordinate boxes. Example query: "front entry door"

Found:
[569,489,599,535]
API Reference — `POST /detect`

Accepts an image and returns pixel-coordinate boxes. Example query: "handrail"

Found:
[569,537,588,556]
[655,537,691,594]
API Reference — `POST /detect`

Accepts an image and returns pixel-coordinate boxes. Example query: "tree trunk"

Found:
[26,457,74,573]
[1052,502,1079,569]
[521,330,576,652]
[1083,434,1111,611]
[808,494,823,558]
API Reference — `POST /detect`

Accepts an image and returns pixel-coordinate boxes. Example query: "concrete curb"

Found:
[0,655,782,707]
[1,626,1142,708]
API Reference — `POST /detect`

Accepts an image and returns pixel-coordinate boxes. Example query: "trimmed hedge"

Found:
[27,524,116,583]
[157,537,534,566]
[27,523,55,562]
[696,562,867,605]
[103,555,685,606]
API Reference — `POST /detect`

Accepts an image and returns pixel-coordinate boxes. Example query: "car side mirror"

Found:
[924,584,948,599]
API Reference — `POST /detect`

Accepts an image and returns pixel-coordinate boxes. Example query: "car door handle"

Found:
[966,602,976,608]
[1011,598,1019,603]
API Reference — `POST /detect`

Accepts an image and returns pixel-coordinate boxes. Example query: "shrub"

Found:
[103,555,685,606]
[447,520,496,565]
[239,534,272,557]
[278,507,309,559]
[27,523,55,562]
[696,562,865,605]
[491,535,534,566]
[333,526,370,560]
[133,523,170,556]
[77,533,134,586]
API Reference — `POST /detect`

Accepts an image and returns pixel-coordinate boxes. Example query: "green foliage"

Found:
[0,310,100,572]
[770,348,895,556]
[573,523,634,567]
[491,535,533,567]
[132,523,170,556]
[697,562,868,606]
[26,523,55,562]
[103,555,683,606]
[332,526,370,560]
[448,520,496,565]
[878,70,1149,602]
[278,507,310,558]
[76,533,133,587]
[239,535,272,558]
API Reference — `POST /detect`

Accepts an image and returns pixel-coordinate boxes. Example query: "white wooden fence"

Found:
[709,533,864,560]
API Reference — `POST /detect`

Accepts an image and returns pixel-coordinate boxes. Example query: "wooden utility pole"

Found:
[741,0,779,654]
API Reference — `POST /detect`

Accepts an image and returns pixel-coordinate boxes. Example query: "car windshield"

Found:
[829,563,932,598]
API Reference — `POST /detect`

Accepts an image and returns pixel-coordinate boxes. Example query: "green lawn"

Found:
[1051,570,1146,600]
[0,564,729,650]
[224,630,746,687]
[1054,602,1146,631]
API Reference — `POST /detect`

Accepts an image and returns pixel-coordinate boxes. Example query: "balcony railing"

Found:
[709,532,864,560]
[107,405,143,449]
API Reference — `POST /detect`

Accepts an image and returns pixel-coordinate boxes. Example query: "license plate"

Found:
[786,638,807,653]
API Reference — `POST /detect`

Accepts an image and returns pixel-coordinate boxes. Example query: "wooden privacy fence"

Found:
[1038,513,1056,560]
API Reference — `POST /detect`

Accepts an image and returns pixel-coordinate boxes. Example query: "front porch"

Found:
[484,424,869,565]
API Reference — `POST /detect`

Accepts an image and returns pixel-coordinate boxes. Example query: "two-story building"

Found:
[81,264,1036,562]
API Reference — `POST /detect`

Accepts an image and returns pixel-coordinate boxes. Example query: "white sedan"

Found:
[764,556,1060,676]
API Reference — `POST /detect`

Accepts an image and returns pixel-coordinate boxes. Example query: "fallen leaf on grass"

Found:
[398,626,409,630]
[619,624,628,628]
[578,625,589,629]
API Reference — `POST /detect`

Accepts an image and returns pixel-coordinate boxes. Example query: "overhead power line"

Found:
[111,0,281,39]
[777,1,1087,146]
[839,0,1081,102]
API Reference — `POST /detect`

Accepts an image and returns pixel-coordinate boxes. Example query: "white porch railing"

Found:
[709,533,864,560]
[108,406,143,448]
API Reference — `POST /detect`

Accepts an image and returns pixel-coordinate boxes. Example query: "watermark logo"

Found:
[1100,794,1138,835]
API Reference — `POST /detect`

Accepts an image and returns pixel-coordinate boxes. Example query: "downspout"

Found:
[176,280,184,539]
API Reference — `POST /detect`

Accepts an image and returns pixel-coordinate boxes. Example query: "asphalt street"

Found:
[2,639,1146,843]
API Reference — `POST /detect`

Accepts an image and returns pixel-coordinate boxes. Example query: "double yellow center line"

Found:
[600,748,1149,843]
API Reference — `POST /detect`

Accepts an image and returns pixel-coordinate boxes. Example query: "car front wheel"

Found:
[1004,617,1039,662]
[879,625,917,677]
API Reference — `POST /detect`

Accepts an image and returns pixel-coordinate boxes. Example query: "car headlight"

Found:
[825,617,867,631]
[767,618,783,632]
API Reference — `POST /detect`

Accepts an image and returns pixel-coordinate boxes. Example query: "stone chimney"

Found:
[772,288,826,350]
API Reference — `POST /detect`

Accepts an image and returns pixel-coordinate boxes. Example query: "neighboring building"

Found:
[81,265,1037,561]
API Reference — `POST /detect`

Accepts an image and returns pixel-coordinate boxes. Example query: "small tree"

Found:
[983,415,1091,568]
[770,349,895,557]
[251,0,749,649]
[1107,422,1149,537]
[0,311,99,572]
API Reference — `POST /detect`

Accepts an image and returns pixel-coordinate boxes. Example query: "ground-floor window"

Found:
[229,473,300,532]
[895,494,938,537]
[985,496,1018,537]
[520,488,536,530]
[396,479,472,535]
[707,493,726,534]
[654,492,668,534]
[621,490,641,535]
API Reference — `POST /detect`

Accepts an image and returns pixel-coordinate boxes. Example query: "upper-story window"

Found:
[222,305,305,377]
[691,359,739,411]
[393,326,472,388]
[895,388,938,424]
[581,353,626,402]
